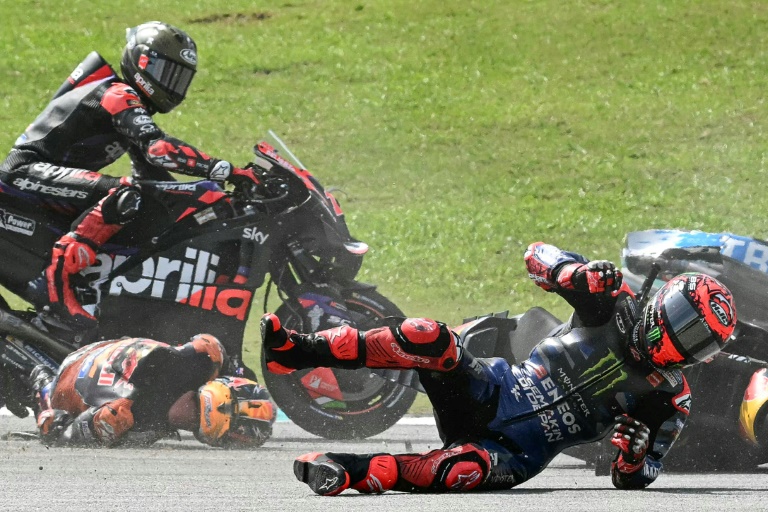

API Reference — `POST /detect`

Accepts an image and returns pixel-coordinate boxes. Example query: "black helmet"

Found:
[121,21,197,113]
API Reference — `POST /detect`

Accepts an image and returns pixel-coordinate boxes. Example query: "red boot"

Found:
[260,313,362,374]
[44,233,98,327]
[294,452,398,496]
[260,314,460,374]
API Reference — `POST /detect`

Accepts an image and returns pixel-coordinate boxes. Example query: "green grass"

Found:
[2,1,768,413]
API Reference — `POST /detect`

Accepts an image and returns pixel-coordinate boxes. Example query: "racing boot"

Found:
[260,313,460,375]
[40,233,99,329]
[295,445,490,495]
[294,452,397,496]
[33,189,129,329]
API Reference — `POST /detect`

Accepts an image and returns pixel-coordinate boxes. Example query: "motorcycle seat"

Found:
[507,307,563,363]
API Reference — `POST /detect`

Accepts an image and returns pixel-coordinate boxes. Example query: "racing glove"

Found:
[558,260,623,294]
[225,165,264,194]
[37,409,72,445]
[610,415,650,473]
[30,364,55,394]
[30,364,55,412]
[525,242,622,293]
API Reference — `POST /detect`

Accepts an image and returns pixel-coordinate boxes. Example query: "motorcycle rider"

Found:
[260,241,737,494]
[0,21,263,327]
[31,333,275,447]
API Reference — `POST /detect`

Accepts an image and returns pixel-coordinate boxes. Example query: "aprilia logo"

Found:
[31,163,101,182]
[107,247,252,321]
[133,72,155,95]
[155,182,199,192]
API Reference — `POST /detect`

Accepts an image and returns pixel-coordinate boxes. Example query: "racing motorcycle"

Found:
[0,132,415,440]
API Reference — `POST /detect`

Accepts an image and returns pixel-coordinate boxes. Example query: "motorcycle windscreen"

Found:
[722,255,768,330]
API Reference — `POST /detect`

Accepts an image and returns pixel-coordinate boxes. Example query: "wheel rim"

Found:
[276,299,399,415]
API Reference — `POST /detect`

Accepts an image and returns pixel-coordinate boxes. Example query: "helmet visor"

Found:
[143,55,195,96]
[663,287,721,363]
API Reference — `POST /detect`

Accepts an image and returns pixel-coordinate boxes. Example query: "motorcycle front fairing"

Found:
[622,229,768,329]
[258,132,368,282]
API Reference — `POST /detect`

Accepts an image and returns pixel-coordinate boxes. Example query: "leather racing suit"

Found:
[271,244,691,493]
[0,51,232,215]
[419,290,689,490]
[0,52,243,324]
[34,335,225,446]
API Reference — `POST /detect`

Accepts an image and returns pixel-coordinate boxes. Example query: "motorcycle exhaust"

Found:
[0,309,72,361]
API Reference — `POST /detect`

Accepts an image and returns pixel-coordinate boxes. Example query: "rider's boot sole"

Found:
[294,455,350,496]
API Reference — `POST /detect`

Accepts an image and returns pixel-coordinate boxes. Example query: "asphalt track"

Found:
[1,414,767,512]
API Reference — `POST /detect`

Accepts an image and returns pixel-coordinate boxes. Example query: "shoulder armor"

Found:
[53,51,117,100]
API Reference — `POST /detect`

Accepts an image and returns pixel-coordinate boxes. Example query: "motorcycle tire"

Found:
[261,288,418,439]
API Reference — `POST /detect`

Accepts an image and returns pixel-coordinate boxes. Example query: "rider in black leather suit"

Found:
[260,241,737,495]
[0,21,262,327]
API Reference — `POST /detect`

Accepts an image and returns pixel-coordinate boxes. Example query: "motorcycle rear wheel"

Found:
[261,288,418,439]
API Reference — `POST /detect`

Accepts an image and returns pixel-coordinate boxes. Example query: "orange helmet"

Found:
[195,377,275,448]
[637,273,736,368]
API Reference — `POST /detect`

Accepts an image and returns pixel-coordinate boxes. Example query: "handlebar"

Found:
[633,246,724,309]
[230,164,308,214]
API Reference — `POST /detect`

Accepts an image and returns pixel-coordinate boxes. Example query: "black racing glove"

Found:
[610,415,650,471]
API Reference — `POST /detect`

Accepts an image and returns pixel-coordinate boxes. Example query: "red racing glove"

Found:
[226,166,263,195]
[557,260,623,294]
[610,415,650,473]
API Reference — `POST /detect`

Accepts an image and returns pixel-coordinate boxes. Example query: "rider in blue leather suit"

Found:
[261,241,737,494]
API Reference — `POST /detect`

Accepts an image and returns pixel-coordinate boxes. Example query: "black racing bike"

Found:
[0,132,415,440]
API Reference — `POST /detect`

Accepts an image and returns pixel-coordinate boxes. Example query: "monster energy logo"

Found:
[646,327,662,343]
[579,351,627,396]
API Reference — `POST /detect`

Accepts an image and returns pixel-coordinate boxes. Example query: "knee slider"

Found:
[102,185,141,225]
[397,444,491,492]
[436,444,491,492]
